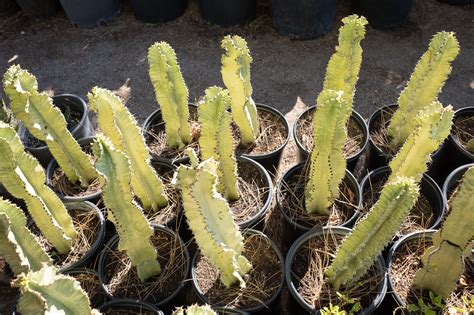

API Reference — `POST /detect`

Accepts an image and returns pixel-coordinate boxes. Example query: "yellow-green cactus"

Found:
[0,123,76,254]
[467,139,474,153]
[387,102,454,184]
[305,90,351,215]
[198,86,240,201]
[148,42,191,149]
[323,14,367,108]
[176,150,251,287]
[93,135,161,282]
[221,35,259,145]
[88,87,168,212]
[388,32,460,147]
[414,166,474,298]
[2,65,98,187]
[0,198,52,275]
[173,304,217,315]
[14,266,97,315]
[325,177,419,289]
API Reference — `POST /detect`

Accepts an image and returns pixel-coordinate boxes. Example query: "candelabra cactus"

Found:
[414,166,474,298]
[0,123,76,254]
[198,86,240,201]
[387,102,454,184]
[221,35,259,145]
[148,42,191,149]
[325,176,419,289]
[176,149,251,287]
[88,87,168,212]
[93,135,161,282]
[173,304,217,315]
[13,265,97,315]
[0,197,52,275]
[387,31,460,147]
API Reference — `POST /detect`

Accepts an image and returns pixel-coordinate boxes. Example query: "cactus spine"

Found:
[325,177,419,288]
[88,87,168,211]
[414,166,474,298]
[14,265,96,315]
[177,150,251,287]
[305,90,350,215]
[198,86,240,201]
[221,35,259,145]
[0,198,52,275]
[0,123,76,253]
[388,32,460,147]
[148,42,191,149]
[93,135,161,282]
[2,65,98,187]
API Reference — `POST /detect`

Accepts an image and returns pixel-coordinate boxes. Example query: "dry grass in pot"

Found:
[452,114,474,153]
[370,106,399,156]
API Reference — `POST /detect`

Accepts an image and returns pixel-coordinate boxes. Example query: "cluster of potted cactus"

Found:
[0,13,472,315]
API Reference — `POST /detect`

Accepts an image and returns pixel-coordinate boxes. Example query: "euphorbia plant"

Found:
[93,135,161,282]
[173,304,217,315]
[148,42,191,149]
[414,166,474,298]
[176,149,251,287]
[0,123,76,253]
[2,65,98,187]
[88,87,168,212]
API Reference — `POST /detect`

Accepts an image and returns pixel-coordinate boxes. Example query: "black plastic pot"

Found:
[276,162,362,246]
[99,300,163,314]
[191,229,284,313]
[0,0,19,16]
[286,226,387,313]
[213,307,250,315]
[352,0,412,29]
[60,0,121,28]
[442,163,474,201]
[440,0,473,4]
[293,107,369,171]
[98,224,190,307]
[360,166,446,232]
[130,0,186,23]
[18,94,93,168]
[65,268,107,307]
[272,0,336,39]
[15,0,60,20]
[239,103,290,175]
[198,0,255,27]
[46,136,102,204]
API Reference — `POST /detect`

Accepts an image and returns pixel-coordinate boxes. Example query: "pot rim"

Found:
[448,106,474,160]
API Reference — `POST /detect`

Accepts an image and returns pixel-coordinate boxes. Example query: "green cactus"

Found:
[0,198,52,275]
[304,90,350,215]
[414,166,474,298]
[387,102,453,184]
[323,15,367,108]
[0,123,76,254]
[148,42,191,149]
[176,150,251,287]
[2,65,98,187]
[325,177,419,289]
[173,304,217,315]
[221,35,259,145]
[388,32,460,147]
[93,135,161,282]
[13,265,97,315]
[198,86,240,201]
[467,139,474,153]
[88,87,168,212]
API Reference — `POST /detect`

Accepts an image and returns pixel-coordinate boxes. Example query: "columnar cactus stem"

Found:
[173,304,217,315]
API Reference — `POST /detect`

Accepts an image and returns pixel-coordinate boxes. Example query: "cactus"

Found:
[198,86,240,201]
[13,265,97,315]
[414,166,474,298]
[323,15,367,108]
[93,135,161,282]
[0,123,76,254]
[88,87,168,212]
[325,177,419,289]
[148,42,191,149]
[467,139,474,153]
[221,35,259,145]
[387,102,453,184]
[388,32,460,147]
[2,65,98,187]
[176,150,251,287]
[0,198,52,275]
[304,90,351,215]
[173,304,217,315]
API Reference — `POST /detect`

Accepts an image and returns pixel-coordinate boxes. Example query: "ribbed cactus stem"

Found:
[173,304,217,315]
